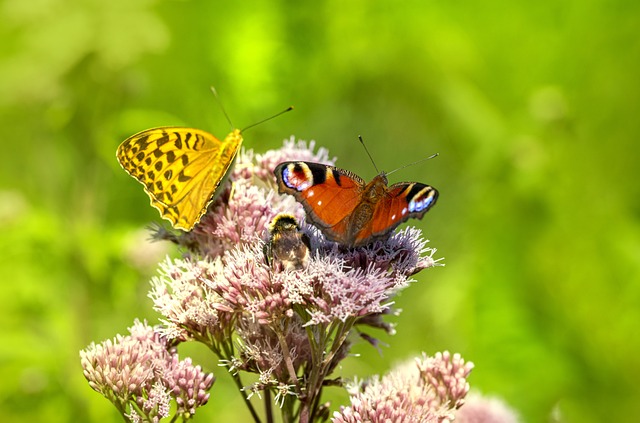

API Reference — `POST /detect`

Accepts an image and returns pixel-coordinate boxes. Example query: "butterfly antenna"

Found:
[241,106,294,132]
[210,86,234,130]
[358,135,380,174]
[386,153,439,176]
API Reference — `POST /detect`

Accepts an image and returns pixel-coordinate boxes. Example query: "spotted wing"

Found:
[274,161,366,243]
[117,127,242,230]
[353,182,438,245]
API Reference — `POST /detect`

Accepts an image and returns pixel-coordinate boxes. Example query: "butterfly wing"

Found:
[352,181,438,245]
[117,127,243,230]
[274,162,365,244]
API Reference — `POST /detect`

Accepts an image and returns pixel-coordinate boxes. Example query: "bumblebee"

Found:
[264,213,310,271]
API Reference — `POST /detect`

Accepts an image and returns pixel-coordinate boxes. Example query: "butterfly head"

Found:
[365,173,390,200]
[224,129,243,145]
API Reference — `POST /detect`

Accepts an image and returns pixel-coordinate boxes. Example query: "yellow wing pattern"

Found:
[117,127,243,230]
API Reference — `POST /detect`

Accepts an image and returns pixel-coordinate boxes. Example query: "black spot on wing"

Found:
[156,136,170,147]
[308,164,326,185]
[406,183,424,201]
[178,170,190,182]
[183,132,193,148]
[331,168,342,186]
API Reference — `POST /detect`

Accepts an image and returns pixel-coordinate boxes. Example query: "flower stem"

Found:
[207,344,262,423]
[265,388,273,423]
[275,324,300,386]
[229,371,262,423]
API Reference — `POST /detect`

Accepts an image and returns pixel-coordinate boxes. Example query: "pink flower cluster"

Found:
[150,137,440,328]
[83,137,498,422]
[333,351,473,423]
[144,137,446,419]
[454,393,520,423]
[79,320,214,421]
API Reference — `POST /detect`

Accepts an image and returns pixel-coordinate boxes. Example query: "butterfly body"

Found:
[274,161,438,247]
[117,127,243,231]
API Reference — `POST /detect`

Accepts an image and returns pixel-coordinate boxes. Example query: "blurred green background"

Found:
[2,0,639,421]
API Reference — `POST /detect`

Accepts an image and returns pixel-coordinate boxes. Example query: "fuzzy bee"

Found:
[264,213,310,271]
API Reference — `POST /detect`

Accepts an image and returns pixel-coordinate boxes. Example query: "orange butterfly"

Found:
[274,161,438,247]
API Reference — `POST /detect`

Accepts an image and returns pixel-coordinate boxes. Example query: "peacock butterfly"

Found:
[273,161,438,247]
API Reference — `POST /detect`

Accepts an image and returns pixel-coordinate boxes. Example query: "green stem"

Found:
[300,320,339,423]
[306,318,357,422]
[265,388,273,423]
[228,368,262,423]
[323,318,355,367]
[206,344,262,423]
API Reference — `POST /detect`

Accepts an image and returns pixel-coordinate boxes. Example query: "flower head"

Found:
[453,392,520,423]
[167,356,215,417]
[332,351,473,423]
[80,320,215,422]
[236,315,312,382]
[149,257,233,342]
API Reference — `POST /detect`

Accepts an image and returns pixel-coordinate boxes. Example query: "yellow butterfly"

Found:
[117,127,243,231]
[117,99,291,231]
